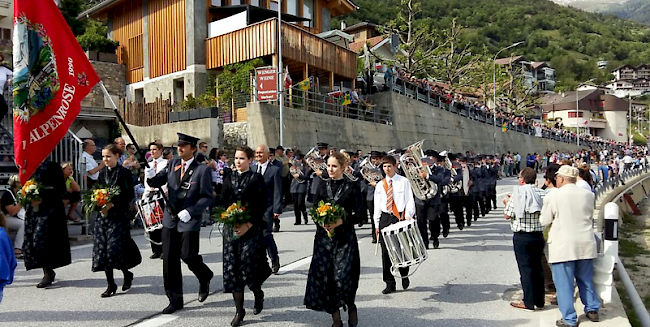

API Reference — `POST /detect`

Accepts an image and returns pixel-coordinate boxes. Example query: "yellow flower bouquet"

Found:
[212,201,252,239]
[83,185,121,219]
[17,179,42,206]
[309,200,346,237]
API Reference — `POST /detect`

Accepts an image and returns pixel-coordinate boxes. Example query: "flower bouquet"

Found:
[212,201,252,239]
[309,200,346,237]
[17,179,42,206]
[83,185,120,219]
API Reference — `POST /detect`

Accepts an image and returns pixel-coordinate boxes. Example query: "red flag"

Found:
[13,0,100,183]
[283,67,292,89]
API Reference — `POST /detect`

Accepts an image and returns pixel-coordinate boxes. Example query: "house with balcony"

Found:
[540,88,629,142]
[79,0,358,105]
[0,0,12,52]
[607,64,650,98]
[493,56,556,94]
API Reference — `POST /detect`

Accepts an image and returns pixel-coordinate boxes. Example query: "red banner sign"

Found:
[13,0,100,183]
[256,67,277,101]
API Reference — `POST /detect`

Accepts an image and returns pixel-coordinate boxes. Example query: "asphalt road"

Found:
[0,175,549,327]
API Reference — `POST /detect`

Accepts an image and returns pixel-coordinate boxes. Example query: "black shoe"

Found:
[150,253,162,259]
[555,319,575,327]
[273,225,280,233]
[101,283,117,298]
[272,258,280,274]
[231,309,246,327]
[425,243,430,249]
[402,278,410,290]
[429,235,435,241]
[371,239,377,244]
[348,304,358,327]
[382,283,396,294]
[304,219,309,224]
[162,303,183,314]
[198,274,213,302]
[474,216,478,221]
[467,220,472,227]
[586,311,599,322]
[357,221,364,227]
[433,240,440,249]
[458,224,464,231]
[443,229,449,238]
[253,290,264,315]
[36,271,55,288]
[122,271,133,292]
[294,222,301,225]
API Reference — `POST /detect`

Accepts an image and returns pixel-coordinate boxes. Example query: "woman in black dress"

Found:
[92,144,141,297]
[219,146,271,327]
[22,161,71,288]
[304,152,367,327]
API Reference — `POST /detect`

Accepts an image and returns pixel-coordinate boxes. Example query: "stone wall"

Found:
[82,60,126,109]
[121,117,224,149]
[244,92,579,155]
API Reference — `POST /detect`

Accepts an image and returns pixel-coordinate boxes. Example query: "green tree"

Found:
[76,20,119,53]
[214,58,265,108]
[59,0,86,36]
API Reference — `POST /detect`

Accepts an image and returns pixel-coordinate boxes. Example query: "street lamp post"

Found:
[575,79,595,149]
[493,41,524,155]
[278,0,284,146]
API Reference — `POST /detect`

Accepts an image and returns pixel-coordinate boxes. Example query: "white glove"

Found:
[145,167,156,179]
[178,209,191,223]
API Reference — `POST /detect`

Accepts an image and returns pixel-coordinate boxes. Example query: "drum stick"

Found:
[374,235,380,256]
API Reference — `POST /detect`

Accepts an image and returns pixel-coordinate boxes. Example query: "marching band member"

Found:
[290,152,311,225]
[436,151,452,239]
[374,155,416,294]
[468,156,482,223]
[144,141,168,259]
[305,152,366,327]
[459,155,473,227]
[447,153,465,230]
[93,145,142,298]
[310,142,330,202]
[488,156,500,210]
[252,145,282,273]
[219,146,272,327]
[416,150,448,249]
[146,133,214,314]
[361,151,384,244]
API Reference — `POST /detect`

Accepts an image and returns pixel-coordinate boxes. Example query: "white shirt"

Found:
[373,174,416,228]
[181,157,194,175]
[144,156,168,197]
[81,151,99,180]
[256,160,269,176]
[576,179,592,192]
[0,66,12,94]
[623,155,633,164]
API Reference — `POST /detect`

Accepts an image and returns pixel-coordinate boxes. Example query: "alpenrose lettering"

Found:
[29,83,76,143]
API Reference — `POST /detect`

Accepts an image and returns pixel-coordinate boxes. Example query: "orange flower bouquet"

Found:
[17,179,42,206]
[212,201,252,239]
[83,185,120,219]
[309,200,346,237]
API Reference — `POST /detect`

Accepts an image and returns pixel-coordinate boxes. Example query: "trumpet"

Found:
[305,147,329,181]
[360,157,383,184]
[399,140,438,200]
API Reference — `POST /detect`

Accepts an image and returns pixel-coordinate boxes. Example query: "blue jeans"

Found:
[551,260,601,326]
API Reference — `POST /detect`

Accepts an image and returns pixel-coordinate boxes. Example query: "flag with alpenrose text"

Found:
[12,0,100,183]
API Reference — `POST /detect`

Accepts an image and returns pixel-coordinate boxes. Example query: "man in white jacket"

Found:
[540,165,600,327]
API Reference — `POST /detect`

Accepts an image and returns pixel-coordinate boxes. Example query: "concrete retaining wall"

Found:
[121,117,224,149]
[245,92,579,154]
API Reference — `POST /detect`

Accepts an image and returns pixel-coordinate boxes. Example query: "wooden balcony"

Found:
[205,18,357,79]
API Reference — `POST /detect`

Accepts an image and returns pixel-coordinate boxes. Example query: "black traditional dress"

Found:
[23,162,71,271]
[91,166,142,272]
[304,177,367,313]
[219,170,271,293]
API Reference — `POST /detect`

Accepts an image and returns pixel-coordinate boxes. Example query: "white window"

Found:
[302,0,313,27]
[287,0,297,15]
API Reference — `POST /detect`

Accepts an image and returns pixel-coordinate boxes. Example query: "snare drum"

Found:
[136,193,165,234]
[381,219,428,277]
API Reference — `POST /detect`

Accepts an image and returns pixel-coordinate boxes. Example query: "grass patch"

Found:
[619,238,650,258]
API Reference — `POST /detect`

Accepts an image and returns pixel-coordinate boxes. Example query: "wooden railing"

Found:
[119,97,172,127]
[206,18,357,79]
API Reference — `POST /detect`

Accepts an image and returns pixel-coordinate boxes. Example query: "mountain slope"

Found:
[604,0,650,24]
[550,0,626,11]
[333,0,650,90]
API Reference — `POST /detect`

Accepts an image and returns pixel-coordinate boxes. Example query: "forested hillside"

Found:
[333,0,650,90]
[605,0,650,24]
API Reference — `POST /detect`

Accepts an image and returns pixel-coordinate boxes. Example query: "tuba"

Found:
[344,165,359,182]
[359,157,384,184]
[290,160,306,183]
[399,140,438,200]
[305,147,329,181]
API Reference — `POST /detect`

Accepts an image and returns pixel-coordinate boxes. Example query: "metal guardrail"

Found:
[386,77,621,151]
[593,165,650,204]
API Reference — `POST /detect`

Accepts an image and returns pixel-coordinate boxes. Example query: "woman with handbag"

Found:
[218,146,271,327]
[1,175,25,259]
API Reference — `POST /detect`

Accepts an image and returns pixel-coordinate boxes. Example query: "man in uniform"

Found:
[309,142,330,203]
[416,150,449,249]
[252,145,282,273]
[447,153,465,230]
[146,133,214,314]
[467,156,482,223]
[361,151,384,243]
[487,155,500,210]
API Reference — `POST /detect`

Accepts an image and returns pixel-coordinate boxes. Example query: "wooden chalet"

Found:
[80,0,358,102]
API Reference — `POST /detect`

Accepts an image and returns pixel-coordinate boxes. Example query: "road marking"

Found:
[277,256,312,275]
[131,315,179,327]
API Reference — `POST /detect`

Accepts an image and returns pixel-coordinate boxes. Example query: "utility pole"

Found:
[278,1,284,146]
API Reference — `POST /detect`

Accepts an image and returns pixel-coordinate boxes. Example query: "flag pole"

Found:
[99,81,147,166]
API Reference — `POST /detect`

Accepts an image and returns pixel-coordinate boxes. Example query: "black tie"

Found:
[258,165,262,174]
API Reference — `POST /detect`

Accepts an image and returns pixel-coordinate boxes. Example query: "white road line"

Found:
[277,256,312,275]
[131,315,179,327]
